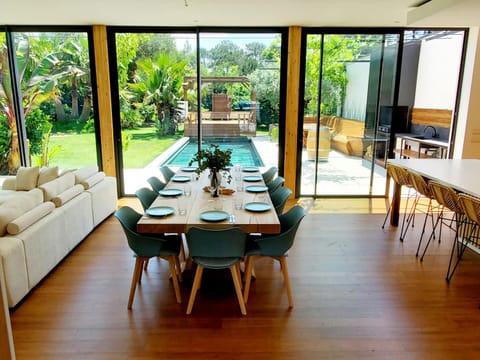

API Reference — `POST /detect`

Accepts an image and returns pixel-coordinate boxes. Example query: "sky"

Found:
[173,32,278,50]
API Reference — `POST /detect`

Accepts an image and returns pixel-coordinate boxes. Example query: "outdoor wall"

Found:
[414,33,464,109]
[344,62,369,120]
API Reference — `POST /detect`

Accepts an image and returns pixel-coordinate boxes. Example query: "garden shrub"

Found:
[0,116,11,174]
[26,109,51,155]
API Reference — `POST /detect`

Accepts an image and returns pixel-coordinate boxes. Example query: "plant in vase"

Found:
[189,144,233,197]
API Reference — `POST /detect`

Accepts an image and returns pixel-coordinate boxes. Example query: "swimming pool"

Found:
[163,137,265,167]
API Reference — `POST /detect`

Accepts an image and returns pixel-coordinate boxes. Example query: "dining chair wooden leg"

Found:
[234,263,242,290]
[230,265,247,315]
[128,257,144,309]
[186,265,203,315]
[279,257,294,308]
[167,257,182,304]
[143,258,149,271]
[243,256,256,304]
[174,256,183,282]
[138,258,146,283]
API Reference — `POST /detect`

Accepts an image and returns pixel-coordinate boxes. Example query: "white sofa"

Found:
[0,165,117,308]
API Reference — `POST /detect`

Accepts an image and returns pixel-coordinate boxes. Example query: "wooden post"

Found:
[0,262,15,359]
[92,25,116,177]
[284,26,302,194]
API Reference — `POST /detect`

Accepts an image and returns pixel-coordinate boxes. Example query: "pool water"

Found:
[164,137,264,167]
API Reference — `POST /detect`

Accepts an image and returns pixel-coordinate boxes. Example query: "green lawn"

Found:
[45,126,269,170]
[47,127,180,169]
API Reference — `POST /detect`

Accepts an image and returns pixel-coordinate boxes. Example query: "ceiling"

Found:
[1,0,479,28]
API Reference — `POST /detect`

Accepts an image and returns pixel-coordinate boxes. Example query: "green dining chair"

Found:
[159,166,175,183]
[186,227,247,315]
[114,206,182,309]
[135,187,157,211]
[243,205,307,308]
[135,186,186,267]
[261,166,278,185]
[267,176,285,194]
[147,176,166,194]
[270,186,292,215]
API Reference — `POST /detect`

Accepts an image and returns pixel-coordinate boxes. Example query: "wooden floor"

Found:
[9,198,480,359]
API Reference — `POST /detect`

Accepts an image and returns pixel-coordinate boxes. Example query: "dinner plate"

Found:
[146,206,175,217]
[199,210,229,222]
[171,175,191,182]
[242,166,259,172]
[243,175,263,182]
[246,185,268,193]
[158,188,183,197]
[181,166,197,172]
[244,202,272,212]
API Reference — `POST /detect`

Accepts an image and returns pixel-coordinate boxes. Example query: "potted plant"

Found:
[189,144,233,196]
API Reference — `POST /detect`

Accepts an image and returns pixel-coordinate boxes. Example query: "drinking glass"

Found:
[177,197,187,215]
[234,194,243,210]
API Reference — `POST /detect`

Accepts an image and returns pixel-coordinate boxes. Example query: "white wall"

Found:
[454,27,480,159]
[414,33,464,109]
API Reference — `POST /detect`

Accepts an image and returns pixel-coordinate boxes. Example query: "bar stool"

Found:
[423,181,467,282]
[407,170,438,255]
[454,193,480,280]
[382,163,416,242]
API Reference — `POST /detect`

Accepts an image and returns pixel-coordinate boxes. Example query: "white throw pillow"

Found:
[15,166,40,191]
[52,184,84,207]
[80,172,105,190]
[73,166,99,184]
[6,201,55,235]
[37,166,59,186]
[39,172,75,201]
[0,188,44,235]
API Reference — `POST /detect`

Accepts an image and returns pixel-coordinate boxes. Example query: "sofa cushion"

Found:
[52,184,84,207]
[37,166,59,186]
[80,171,105,190]
[39,172,75,201]
[0,188,44,235]
[15,166,40,191]
[6,201,55,235]
[73,166,99,185]
[1,177,16,190]
[0,190,17,205]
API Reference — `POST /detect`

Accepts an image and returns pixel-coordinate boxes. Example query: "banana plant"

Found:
[0,34,72,173]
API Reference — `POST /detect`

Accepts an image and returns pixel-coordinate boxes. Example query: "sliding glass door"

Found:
[109,28,285,195]
[0,28,99,175]
[300,31,400,196]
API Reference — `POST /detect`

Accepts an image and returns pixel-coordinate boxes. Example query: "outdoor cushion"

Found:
[0,188,44,235]
[52,184,84,207]
[73,166,98,184]
[7,201,55,235]
[39,172,75,201]
[80,172,105,190]
[15,166,40,191]
[37,166,59,186]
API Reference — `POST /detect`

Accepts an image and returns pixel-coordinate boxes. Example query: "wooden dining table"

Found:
[387,158,480,226]
[136,167,281,235]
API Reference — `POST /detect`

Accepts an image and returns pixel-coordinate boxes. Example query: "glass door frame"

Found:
[107,26,289,197]
[296,27,468,198]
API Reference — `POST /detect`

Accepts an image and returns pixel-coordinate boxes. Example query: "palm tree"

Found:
[129,53,187,135]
